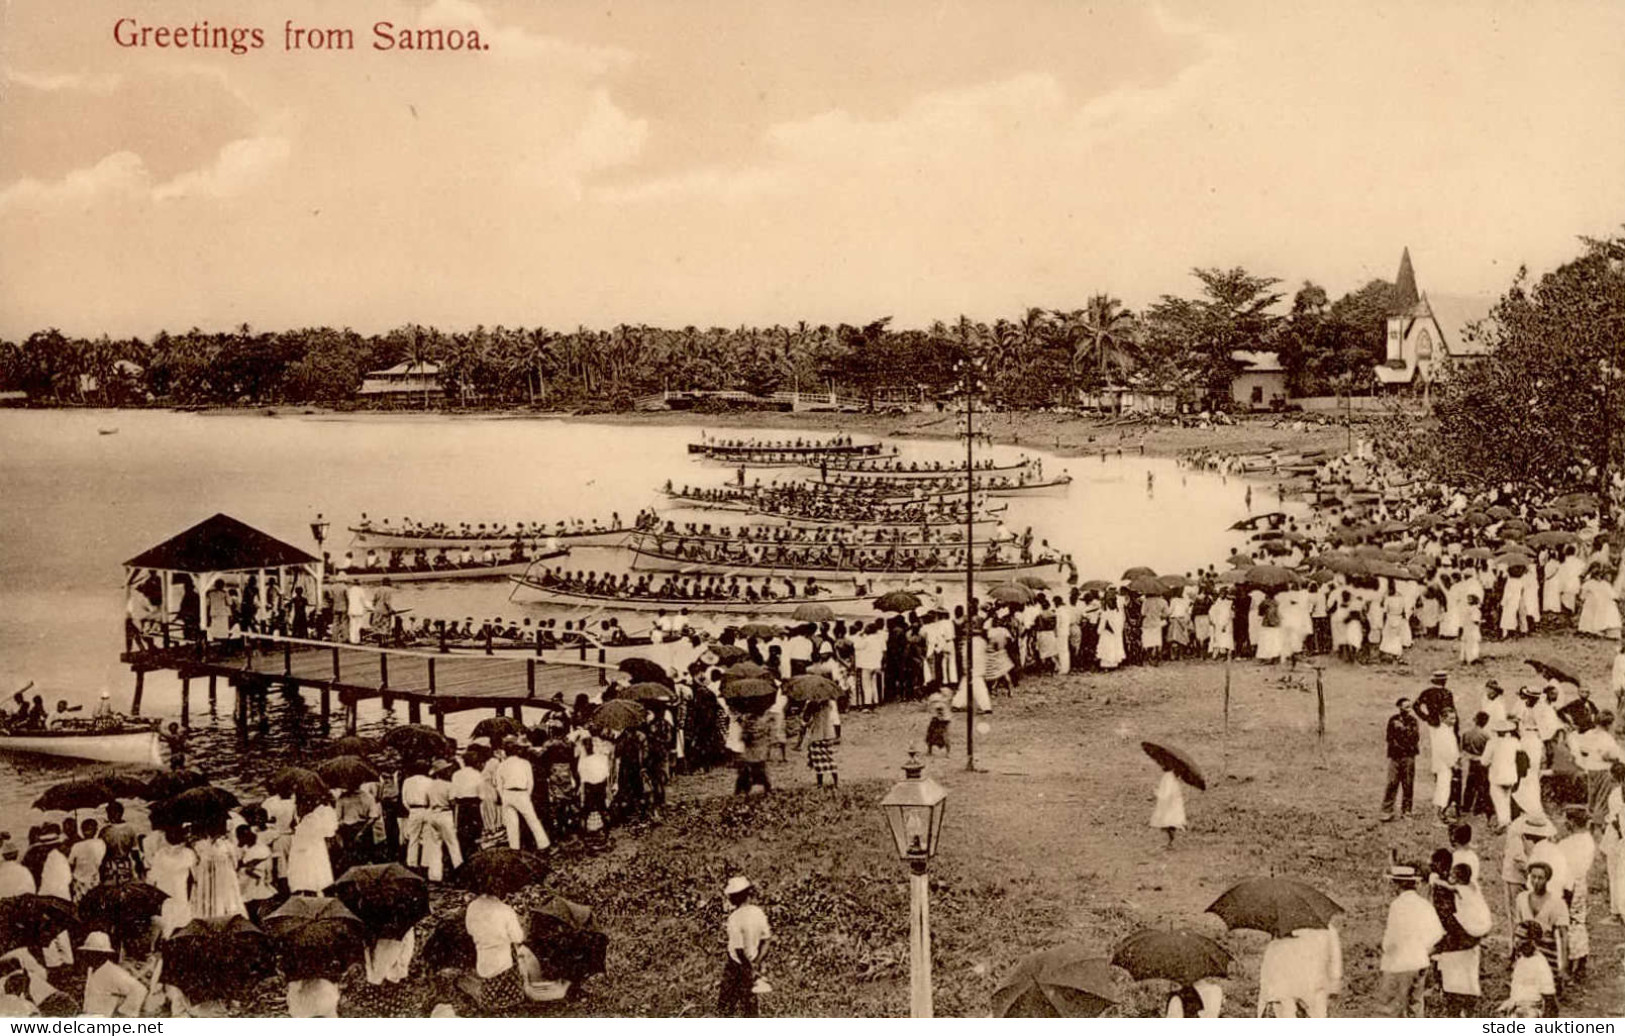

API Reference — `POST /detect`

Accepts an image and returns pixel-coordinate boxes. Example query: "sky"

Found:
[1,0,1623,339]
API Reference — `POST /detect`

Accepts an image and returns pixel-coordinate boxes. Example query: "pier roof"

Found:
[125,513,319,573]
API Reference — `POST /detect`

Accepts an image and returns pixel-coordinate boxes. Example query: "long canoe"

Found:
[703,449,901,469]
[637,529,1012,549]
[816,459,1036,479]
[688,440,885,457]
[347,526,631,549]
[329,549,568,584]
[0,727,164,767]
[848,475,1075,500]
[625,544,1070,584]
[509,576,878,615]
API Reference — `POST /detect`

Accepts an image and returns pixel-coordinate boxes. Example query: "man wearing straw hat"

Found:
[78,932,146,1017]
[1376,863,1443,1017]
[718,875,770,1017]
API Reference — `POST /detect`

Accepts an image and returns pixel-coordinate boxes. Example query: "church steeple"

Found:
[1392,247,1420,312]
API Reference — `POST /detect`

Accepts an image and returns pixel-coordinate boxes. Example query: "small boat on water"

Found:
[509,576,878,615]
[329,549,568,584]
[625,543,1071,585]
[0,724,164,766]
[816,458,1036,479]
[347,525,631,550]
[688,436,886,459]
[98,428,119,436]
[708,448,901,469]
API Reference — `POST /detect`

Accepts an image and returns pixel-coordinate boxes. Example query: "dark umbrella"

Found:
[76,881,168,951]
[263,895,367,981]
[527,896,609,982]
[604,682,676,704]
[472,716,526,742]
[1122,566,1157,580]
[0,894,76,953]
[1016,575,1051,589]
[1079,579,1112,592]
[617,658,674,687]
[988,582,1035,605]
[420,918,475,971]
[1216,569,1249,585]
[874,590,923,613]
[269,767,330,802]
[142,769,209,801]
[784,675,842,703]
[1207,877,1343,937]
[790,603,835,623]
[382,724,450,760]
[451,848,549,897]
[589,699,647,735]
[1460,547,1494,561]
[1125,575,1165,596]
[1110,929,1232,985]
[150,785,240,829]
[316,755,380,791]
[1486,505,1513,520]
[333,863,430,940]
[1226,553,1255,568]
[32,777,125,813]
[163,917,276,1002]
[1141,741,1205,791]
[323,735,381,758]
[992,946,1117,1018]
[1243,565,1299,589]
[721,677,776,701]
[1525,530,1578,549]
[1526,657,1581,686]
[709,644,750,665]
[724,661,771,682]
[736,624,781,639]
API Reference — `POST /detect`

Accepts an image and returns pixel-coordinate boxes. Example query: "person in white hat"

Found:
[78,931,145,1017]
[1484,719,1523,829]
[718,876,770,1017]
[1376,864,1443,1017]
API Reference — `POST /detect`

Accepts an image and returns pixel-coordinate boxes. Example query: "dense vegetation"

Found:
[0,268,1397,410]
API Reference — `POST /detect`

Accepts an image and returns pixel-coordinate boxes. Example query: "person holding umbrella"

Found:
[796,697,840,788]
[1143,742,1201,847]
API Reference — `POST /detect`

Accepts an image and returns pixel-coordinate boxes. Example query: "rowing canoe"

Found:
[509,576,878,615]
[688,441,884,457]
[347,526,631,549]
[329,550,568,584]
[817,459,1036,479]
[0,728,164,767]
[625,544,1070,584]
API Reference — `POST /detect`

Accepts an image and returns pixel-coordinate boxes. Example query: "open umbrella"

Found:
[1460,547,1494,561]
[1486,505,1513,520]
[604,682,677,704]
[333,863,430,940]
[992,946,1117,1018]
[76,881,168,951]
[988,583,1035,605]
[1140,742,1205,791]
[1243,565,1298,590]
[420,918,475,971]
[269,767,330,802]
[709,644,751,665]
[736,624,781,639]
[617,658,674,687]
[163,916,276,1002]
[1207,877,1342,937]
[472,716,526,742]
[784,675,842,703]
[1125,575,1165,596]
[323,735,381,758]
[589,699,647,735]
[790,603,835,623]
[1216,569,1249,585]
[263,895,367,981]
[142,769,209,801]
[1526,657,1581,686]
[32,777,126,813]
[1122,566,1157,580]
[1226,553,1255,568]
[1079,580,1112,592]
[382,724,450,760]
[874,590,923,613]
[451,848,549,897]
[150,785,239,829]
[721,677,776,700]
[724,662,771,682]
[316,755,380,791]
[0,894,76,953]
[1016,575,1051,590]
[1110,929,1232,985]
[527,896,609,983]
[1525,530,1578,549]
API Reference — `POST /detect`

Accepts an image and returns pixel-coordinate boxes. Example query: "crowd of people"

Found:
[632,531,1063,578]
[529,568,841,605]
[352,510,652,541]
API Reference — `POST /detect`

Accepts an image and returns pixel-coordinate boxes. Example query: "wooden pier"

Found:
[122,630,617,735]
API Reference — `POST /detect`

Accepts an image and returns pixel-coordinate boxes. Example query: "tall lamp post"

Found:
[309,513,330,617]
[880,747,948,1018]
[955,353,987,772]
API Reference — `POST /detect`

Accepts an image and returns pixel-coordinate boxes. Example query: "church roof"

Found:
[1421,294,1494,356]
[1392,248,1420,313]
[1231,350,1285,373]
[125,513,319,572]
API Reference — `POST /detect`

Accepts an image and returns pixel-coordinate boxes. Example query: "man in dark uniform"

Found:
[1381,696,1420,821]
[1556,683,1600,731]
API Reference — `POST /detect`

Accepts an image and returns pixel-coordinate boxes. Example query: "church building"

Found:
[1372,248,1493,392]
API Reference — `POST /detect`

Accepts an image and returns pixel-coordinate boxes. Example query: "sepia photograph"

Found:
[1,0,1624,1021]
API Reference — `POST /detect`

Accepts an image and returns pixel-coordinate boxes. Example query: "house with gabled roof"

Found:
[1373,248,1494,392]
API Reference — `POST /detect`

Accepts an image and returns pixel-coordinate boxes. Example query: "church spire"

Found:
[1392,247,1420,312]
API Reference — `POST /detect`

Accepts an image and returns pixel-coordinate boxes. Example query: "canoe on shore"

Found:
[509,576,878,615]
[329,550,568,584]
[625,544,1070,584]
[0,727,164,767]
[347,526,631,549]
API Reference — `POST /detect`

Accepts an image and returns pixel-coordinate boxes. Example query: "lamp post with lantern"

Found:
[309,513,330,617]
[954,350,987,772]
[880,747,948,1018]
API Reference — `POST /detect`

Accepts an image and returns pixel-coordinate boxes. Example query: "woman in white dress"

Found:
[1150,766,1186,847]
[1096,593,1126,670]
[1254,594,1282,664]
[1460,595,1483,664]
[146,829,197,938]
[1207,592,1234,658]
[286,795,338,895]
[188,820,246,921]
[1578,570,1622,638]
[1379,591,1408,659]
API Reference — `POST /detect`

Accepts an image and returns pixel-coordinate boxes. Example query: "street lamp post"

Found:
[880,747,948,1018]
[309,513,330,618]
[955,354,986,772]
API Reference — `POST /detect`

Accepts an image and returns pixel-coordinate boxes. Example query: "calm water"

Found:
[0,408,1280,827]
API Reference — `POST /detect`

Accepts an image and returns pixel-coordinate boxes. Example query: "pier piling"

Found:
[320,688,331,732]
[131,670,144,716]
[180,677,191,728]
[208,674,218,713]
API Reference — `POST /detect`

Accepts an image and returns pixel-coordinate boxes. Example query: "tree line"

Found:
[0,271,1401,410]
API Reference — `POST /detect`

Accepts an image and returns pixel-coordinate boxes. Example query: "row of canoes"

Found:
[328,549,569,584]
[348,525,633,549]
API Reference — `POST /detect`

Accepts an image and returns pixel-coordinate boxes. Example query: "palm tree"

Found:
[1070,294,1137,384]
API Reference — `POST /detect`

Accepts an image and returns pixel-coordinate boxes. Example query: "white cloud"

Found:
[3,68,122,93]
[152,136,291,201]
[0,151,148,212]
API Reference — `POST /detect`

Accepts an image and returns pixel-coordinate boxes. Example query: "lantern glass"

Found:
[880,751,947,862]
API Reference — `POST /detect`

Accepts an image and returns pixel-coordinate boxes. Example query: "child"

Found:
[718,876,770,1017]
[1150,763,1187,847]
[1449,823,1480,886]
[1460,594,1482,665]
[235,824,275,923]
[924,691,951,756]
[1501,936,1555,1018]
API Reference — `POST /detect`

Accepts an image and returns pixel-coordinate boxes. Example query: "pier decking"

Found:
[122,630,616,734]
